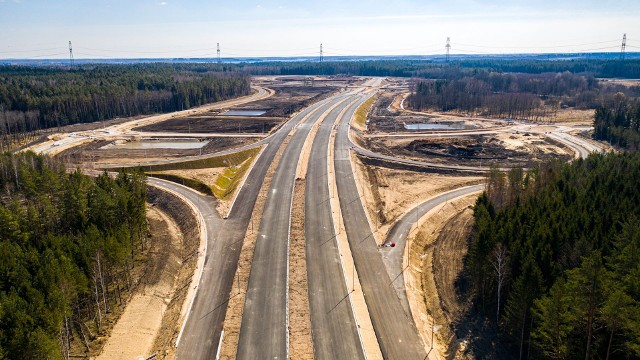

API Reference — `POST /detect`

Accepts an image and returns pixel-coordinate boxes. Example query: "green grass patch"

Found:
[142,147,261,172]
[211,155,255,199]
[146,172,215,196]
[144,146,261,200]
[354,96,376,128]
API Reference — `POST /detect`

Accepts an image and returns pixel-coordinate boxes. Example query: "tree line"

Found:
[238,59,640,79]
[406,72,599,120]
[0,152,147,359]
[467,153,640,359]
[0,64,250,150]
[593,93,640,151]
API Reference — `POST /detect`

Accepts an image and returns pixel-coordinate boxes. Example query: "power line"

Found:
[74,46,218,54]
[621,34,627,60]
[11,52,69,59]
[0,47,65,54]
[224,46,318,52]
[456,38,621,50]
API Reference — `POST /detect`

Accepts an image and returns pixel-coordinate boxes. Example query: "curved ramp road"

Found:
[174,95,340,360]
[69,77,610,359]
[305,95,366,360]
[547,131,603,159]
[335,94,427,359]
[380,185,485,315]
[236,94,351,359]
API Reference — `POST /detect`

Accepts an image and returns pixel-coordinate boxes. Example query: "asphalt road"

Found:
[305,95,365,360]
[547,131,602,158]
[380,185,485,316]
[236,94,350,359]
[82,79,607,359]
[175,95,340,360]
[334,94,428,359]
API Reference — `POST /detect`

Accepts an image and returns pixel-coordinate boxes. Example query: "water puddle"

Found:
[404,123,466,130]
[224,110,267,116]
[102,139,208,150]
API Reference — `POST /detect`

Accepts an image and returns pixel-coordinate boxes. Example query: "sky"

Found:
[1,0,639,59]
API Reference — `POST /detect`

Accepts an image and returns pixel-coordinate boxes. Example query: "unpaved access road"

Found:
[28,86,273,156]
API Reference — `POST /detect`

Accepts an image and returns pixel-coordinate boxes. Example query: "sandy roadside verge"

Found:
[328,100,383,360]
[95,206,182,359]
[217,132,292,359]
[289,179,314,359]
[404,193,480,359]
[217,98,337,359]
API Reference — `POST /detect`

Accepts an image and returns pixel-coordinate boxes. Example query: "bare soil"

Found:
[96,206,182,360]
[352,156,483,244]
[289,179,313,359]
[145,187,202,359]
[432,209,474,325]
[368,92,505,135]
[406,195,479,359]
[135,78,349,135]
[134,116,282,134]
[428,205,512,359]
[231,83,341,118]
[363,133,573,168]
[154,167,225,186]
[553,108,595,125]
[598,78,640,87]
[60,137,252,167]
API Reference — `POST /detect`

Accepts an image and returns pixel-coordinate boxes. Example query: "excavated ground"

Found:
[363,133,573,168]
[134,80,348,134]
[134,116,282,134]
[59,137,252,167]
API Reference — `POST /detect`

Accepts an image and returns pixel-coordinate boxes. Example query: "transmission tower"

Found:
[621,34,627,60]
[217,43,221,64]
[445,37,451,62]
[68,41,74,67]
[320,43,324,62]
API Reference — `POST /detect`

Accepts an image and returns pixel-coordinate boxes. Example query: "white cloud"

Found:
[159,2,167,5]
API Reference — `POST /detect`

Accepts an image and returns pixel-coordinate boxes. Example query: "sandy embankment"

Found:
[96,205,184,360]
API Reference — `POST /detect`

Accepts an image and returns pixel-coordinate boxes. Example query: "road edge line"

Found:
[328,94,383,360]
[402,188,483,360]
[225,145,267,218]
[284,95,351,357]
[147,179,208,349]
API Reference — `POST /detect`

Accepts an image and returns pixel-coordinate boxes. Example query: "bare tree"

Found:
[491,243,510,325]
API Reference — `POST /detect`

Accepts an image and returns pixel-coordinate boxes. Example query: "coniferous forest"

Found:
[0,153,147,358]
[593,94,640,152]
[0,64,250,148]
[468,153,640,359]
